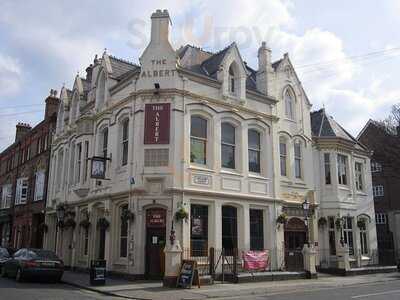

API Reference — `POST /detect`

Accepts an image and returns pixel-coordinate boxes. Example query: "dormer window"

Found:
[229,65,235,94]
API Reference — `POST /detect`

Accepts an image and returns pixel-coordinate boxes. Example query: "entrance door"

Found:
[145,208,166,279]
[284,218,306,271]
[98,227,106,260]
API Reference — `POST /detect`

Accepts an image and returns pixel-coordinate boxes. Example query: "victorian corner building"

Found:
[42,10,378,278]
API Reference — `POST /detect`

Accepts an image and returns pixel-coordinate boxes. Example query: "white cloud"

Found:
[0,53,22,96]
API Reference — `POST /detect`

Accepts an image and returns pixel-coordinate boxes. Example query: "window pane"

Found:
[190,139,206,164]
[324,153,331,184]
[250,209,264,250]
[248,149,260,173]
[191,204,208,256]
[221,123,235,144]
[221,144,235,169]
[191,116,207,138]
[222,206,237,252]
[248,130,260,150]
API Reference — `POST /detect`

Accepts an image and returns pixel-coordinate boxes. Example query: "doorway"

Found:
[98,226,106,260]
[284,217,306,271]
[145,208,166,279]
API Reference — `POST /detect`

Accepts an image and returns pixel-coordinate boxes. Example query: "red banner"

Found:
[146,209,166,228]
[144,103,170,144]
[242,250,269,271]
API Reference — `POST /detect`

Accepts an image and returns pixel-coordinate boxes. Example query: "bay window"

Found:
[337,154,348,185]
[324,153,331,184]
[355,162,363,191]
[190,116,207,165]
[221,123,235,169]
[248,129,261,173]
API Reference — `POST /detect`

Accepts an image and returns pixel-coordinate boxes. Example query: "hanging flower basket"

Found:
[79,219,91,229]
[175,207,189,222]
[335,218,343,231]
[318,217,327,227]
[97,217,110,230]
[276,213,288,225]
[357,219,366,229]
[64,218,76,229]
[39,223,48,233]
[121,209,135,222]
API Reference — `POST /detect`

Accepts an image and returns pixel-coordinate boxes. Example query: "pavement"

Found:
[61,271,400,300]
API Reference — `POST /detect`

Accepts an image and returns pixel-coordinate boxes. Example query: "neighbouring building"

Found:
[0,90,59,249]
[311,109,378,268]
[357,119,400,264]
[43,9,378,279]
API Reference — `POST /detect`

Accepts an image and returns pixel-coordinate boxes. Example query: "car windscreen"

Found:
[30,250,59,260]
[0,248,10,258]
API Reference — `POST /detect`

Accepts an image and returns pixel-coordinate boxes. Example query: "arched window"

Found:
[222,205,237,251]
[284,88,295,119]
[229,65,236,94]
[359,218,368,255]
[120,119,129,166]
[119,204,129,258]
[248,129,261,173]
[221,122,235,169]
[101,128,108,158]
[279,137,287,177]
[294,141,302,179]
[96,72,106,108]
[190,116,207,165]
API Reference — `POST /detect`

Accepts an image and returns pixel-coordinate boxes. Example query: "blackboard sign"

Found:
[176,260,200,289]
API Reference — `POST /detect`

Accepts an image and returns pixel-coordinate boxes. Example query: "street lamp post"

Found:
[302,198,310,247]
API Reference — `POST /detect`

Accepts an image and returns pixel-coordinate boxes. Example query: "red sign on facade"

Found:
[144,103,170,144]
[146,209,166,228]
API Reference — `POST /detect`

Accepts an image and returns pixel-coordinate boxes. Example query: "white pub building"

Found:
[44,9,377,280]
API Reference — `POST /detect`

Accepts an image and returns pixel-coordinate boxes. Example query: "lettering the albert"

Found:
[141,58,176,78]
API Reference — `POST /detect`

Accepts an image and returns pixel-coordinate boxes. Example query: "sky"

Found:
[0,0,399,151]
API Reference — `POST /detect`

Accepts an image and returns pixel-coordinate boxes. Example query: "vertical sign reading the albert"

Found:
[144,103,170,144]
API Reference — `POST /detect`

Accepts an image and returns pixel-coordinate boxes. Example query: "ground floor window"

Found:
[222,206,238,252]
[359,221,368,255]
[120,205,129,258]
[328,217,336,255]
[190,204,208,256]
[250,209,264,250]
[343,217,354,255]
[83,228,89,256]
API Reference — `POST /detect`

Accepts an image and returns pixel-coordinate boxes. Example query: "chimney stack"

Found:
[256,41,273,95]
[15,123,31,142]
[45,89,60,119]
[150,9,171,45]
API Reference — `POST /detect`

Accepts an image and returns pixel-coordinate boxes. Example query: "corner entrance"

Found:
[284,217,306,271]
[145,208,166,279]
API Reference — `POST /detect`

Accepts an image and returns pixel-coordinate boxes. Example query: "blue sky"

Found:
[0,0,399,151]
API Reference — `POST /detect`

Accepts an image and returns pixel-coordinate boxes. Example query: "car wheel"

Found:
[15,268,24,282]
[1,267,7,278]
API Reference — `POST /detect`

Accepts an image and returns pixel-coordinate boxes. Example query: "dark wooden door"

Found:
[284,218,306,271]
[145,208,166,279]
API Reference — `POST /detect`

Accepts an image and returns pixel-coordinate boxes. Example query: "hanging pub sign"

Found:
[144,103,170,144]
[90,156,106,179]
[146,209,166,228]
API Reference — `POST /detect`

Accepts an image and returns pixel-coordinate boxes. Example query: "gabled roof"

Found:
[108,56,139,79]
[311,108,368,151]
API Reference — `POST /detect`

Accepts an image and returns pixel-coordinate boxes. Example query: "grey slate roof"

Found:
[311,108,367,150]
[109,56,139,79]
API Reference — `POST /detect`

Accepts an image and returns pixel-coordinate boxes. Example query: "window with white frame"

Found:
[248,129,261,173]
[294,141,302,179]
[373,185,384,197]
[121,119,129,166]
[371,161,382,172]
[34,171,45,201]
[355,162,364,191]
[228,64,236,95]
[375,213,387,224]
[190,116,207,165]
[284,88,295,120]
[119,205,129,258]
[76,142,82,184]
[337,154,348,185]
[221,122,236,169]
[324,153,331,184]
[359,220,368,255]
[1,184,12,209]
[279,137,287,177]
[15,178,28,205]
[343,217,354,255]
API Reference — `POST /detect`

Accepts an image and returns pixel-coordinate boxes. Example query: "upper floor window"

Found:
[371,161,382,172]
[284,88,295,120]
[294,141,302,179]
[83,141,89,182]
[34,171,45,202]
[121,119,129,166]
[373,185,384,197]
[56,150,64,191]
[1,184,12,209]
[355,162,364,191]
[229,65,236,95]
[190,116,207,165]
[15,178,28,205]
[279,137,287,177]
[248,129,261,173]
[37,137,42,155]
[324,153,331,184]
[375,213,387,224]
[101,128,108,158]
[337,154,348,185]
[221,123,235,169]
[76,142,82,183]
